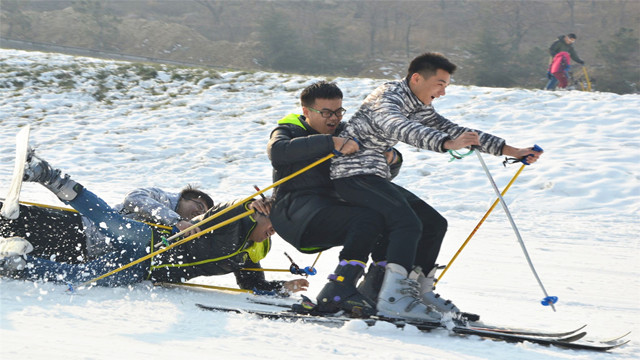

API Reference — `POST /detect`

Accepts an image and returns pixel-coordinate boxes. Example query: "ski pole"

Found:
[311,251,323,269]
[473,145,557,311]
[436,164,525,285]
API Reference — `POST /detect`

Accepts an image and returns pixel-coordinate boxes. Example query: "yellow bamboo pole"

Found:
[311,252,323,268]
[11,199,171,230]
[582,67,592,92]
[79,208,255,287]
[239,268,292,273]
[436,165,526,285]
[156,282,254,294]
[161,153,335,244]
[17,200,78,213]
[79,153,336,286]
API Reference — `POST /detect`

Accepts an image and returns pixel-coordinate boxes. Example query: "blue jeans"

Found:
[20,187,153,286]
[545,75,558,90]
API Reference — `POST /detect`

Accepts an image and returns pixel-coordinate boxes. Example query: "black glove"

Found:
[577,60,585,65]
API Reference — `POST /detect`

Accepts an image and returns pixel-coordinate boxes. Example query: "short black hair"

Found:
[180,185,214,210]
[406,52,457,82]
[300,81,343,108]
[568,33,577,39]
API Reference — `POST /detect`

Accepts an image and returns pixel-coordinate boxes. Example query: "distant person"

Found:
[545,51,571,90]
[546,33,584,90]
[549,33,584,65]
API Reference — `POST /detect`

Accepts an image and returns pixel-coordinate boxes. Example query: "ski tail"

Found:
[1,125,31,220]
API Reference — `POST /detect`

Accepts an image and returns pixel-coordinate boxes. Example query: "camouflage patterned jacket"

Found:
[330,79,506,180]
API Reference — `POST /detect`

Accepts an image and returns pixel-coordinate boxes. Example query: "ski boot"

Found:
[356,261,386,302]
[376,263,443,323]
[415,265,480,322]
[0,236,33,275]
[23,148,82,201]
[316,260,377,317]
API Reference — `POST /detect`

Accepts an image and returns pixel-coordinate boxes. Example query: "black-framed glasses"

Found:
[307,106,347,118]
[185,198,207,213]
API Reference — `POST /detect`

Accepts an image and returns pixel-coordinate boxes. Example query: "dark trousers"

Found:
[300,204,385,263]
[0,201,87,263]
[334,175,447,272]
[17,188,151,286]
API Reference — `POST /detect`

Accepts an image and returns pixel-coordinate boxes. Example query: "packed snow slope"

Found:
[0,49,638,360]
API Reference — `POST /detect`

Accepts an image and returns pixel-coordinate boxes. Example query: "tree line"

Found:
[1,0,638,94]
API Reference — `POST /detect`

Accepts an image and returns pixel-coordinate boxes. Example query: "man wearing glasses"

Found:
[267,81,402,316]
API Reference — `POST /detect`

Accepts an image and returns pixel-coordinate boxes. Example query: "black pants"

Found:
[334,175,447,272]
[300,204,385,264]
[0,202,87,263]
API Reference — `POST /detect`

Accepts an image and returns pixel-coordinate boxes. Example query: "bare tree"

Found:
[566,0,576,29]
[1,0,31,38]
[194,0,224,22]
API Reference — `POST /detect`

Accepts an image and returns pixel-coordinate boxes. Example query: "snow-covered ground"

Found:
[0,49,638,359]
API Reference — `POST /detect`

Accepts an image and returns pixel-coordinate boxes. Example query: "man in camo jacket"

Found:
[329,52,543,322]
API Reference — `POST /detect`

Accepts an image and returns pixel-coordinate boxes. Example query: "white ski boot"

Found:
[414,266,460,314]
[376,263,443,322]
[0,236,33,274]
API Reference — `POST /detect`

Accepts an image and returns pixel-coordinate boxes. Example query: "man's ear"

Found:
[409,72,421,85]
[301,105,310,118]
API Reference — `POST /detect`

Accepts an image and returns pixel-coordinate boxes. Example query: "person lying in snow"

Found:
[0,149,308,295]
[1,185,214,264]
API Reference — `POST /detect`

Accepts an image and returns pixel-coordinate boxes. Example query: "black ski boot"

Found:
[23,148,82,201]
[316,260,377,317]
[356,261,386,302]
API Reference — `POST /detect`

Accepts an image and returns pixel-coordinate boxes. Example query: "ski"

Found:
[196,303,629,352]
[246,297,586,339]
[1,125,30,220]
[467,323,587,338]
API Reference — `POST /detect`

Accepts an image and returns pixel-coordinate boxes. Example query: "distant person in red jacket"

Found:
[545,51,571,90]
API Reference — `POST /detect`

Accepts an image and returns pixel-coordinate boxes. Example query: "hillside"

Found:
[1,0,639,92]
[1,48,639,359]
